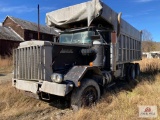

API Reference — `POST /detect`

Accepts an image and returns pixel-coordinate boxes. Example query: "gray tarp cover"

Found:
[46,0,141,40]
[46,0,102,27]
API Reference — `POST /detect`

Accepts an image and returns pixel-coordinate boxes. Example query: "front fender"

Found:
[64,66,102,87]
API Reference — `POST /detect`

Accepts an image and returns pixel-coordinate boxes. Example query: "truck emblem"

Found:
[60,49,73,53]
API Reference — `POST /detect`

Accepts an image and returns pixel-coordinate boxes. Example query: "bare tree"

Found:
[142,29,155,52]
[142,29,153,41]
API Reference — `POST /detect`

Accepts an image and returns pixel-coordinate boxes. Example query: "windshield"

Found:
[59,31,94,44]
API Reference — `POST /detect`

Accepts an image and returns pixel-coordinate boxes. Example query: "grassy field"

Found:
[0,58,159,120]
[63,58,160,120]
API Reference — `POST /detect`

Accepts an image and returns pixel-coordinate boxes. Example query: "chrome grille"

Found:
[14,46,44,80]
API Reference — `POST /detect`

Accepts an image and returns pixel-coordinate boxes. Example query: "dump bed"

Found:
[46,0,141,41]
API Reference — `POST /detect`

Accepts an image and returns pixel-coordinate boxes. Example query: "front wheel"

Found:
[71,79,100,110]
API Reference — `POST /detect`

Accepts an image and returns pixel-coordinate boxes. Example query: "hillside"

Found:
[142,41,160,52]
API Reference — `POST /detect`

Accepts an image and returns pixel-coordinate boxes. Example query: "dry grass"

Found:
[63,77,160,120]
[63,58,160,120]
[0,82,57,120]
[139,58,160,73]
[0,82,73,120]
[0,56,13,73]
[0,58,160,120]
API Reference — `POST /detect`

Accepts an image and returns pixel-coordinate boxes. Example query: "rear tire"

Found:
[135,63,140,78]
[71,79,100,110]
[126,64,136,82]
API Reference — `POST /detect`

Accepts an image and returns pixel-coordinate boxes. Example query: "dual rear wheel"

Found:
[126,63,140,82]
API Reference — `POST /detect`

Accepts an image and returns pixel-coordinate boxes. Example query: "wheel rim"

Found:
[129,65,135,80]
[137,66,140,76]
[81,86,97,107]
[132,68,135,79]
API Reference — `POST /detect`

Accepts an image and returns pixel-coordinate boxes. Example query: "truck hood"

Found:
[51,42,92,73]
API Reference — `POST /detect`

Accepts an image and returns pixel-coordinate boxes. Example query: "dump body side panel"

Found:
[116,32,142,64]
[101,3,141,40]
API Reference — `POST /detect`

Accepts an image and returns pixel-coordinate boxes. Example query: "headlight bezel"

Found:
[51,73,63,83]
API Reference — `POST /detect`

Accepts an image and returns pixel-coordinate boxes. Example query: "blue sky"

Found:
[0,0,160,41]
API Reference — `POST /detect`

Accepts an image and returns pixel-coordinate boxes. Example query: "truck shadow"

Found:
[0,74,5,76]
[47,71,159,110]
[106,71,159,96]
[48,96,70,109]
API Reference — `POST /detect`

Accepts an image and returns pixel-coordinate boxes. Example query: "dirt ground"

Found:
[0,73,73,120]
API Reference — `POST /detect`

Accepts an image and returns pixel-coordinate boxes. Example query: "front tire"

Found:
[71,79,100,110]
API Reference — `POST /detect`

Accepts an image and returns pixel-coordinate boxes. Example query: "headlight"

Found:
[51,73,63,83]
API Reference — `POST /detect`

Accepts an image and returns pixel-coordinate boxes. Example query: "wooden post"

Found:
[38,4,40,40]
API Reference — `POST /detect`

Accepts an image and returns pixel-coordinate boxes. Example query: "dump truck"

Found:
[12,0,142,109]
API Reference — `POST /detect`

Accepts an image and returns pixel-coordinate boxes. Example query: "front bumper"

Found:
[12,79,73,96]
